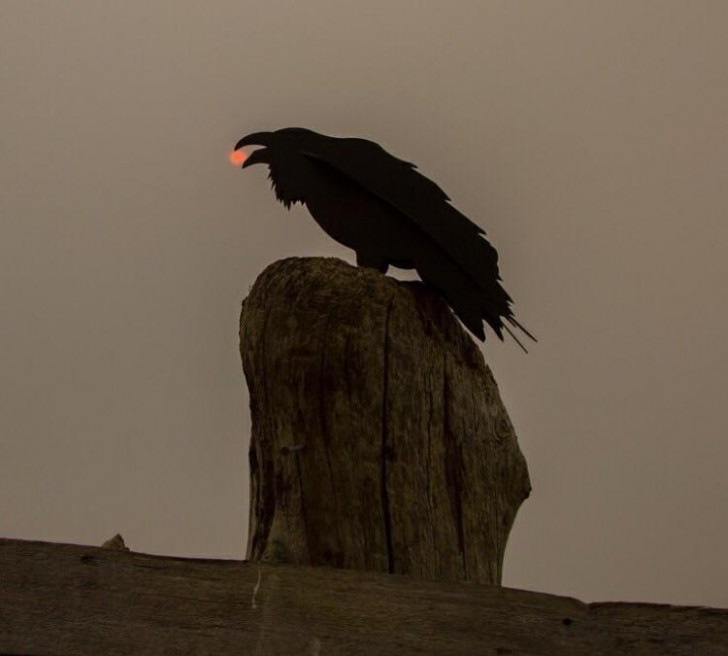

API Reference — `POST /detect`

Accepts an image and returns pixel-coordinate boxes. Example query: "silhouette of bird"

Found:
[234,127,534,350]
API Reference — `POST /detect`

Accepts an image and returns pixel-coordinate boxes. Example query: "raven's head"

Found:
[234,128,321,208]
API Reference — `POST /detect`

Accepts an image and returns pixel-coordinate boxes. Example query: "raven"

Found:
[234,127,534,350]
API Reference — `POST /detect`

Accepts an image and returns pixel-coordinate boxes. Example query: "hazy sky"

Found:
[2,2,727,607]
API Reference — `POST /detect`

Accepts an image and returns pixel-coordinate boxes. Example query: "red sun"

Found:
[229,150,247,166]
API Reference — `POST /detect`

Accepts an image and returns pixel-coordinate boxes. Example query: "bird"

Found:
[233,127,534,350]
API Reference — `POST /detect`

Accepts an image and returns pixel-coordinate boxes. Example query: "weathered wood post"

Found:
[239,257,531,584]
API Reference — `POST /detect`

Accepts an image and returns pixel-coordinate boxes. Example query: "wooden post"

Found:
[239,257,531,584]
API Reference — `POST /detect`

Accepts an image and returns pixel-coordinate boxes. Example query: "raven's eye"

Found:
[229,150,247,166]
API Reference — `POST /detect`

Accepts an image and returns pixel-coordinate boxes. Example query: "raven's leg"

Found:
[356,251,389,274]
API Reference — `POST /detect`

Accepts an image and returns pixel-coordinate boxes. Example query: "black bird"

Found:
[234,127,534,350]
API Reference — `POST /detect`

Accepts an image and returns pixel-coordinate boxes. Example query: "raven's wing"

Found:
[301,136,504,292]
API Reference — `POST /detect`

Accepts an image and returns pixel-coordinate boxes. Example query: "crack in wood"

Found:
[380,295,396,574]
[315,309,343,566]
[443,355,467,579]
[426,381,435,560]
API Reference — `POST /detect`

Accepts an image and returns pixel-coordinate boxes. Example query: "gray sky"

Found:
[1,1,727,607]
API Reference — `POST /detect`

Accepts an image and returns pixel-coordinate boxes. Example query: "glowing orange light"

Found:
[229,150,247,166]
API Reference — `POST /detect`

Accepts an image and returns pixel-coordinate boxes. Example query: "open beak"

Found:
[234,131,272,169]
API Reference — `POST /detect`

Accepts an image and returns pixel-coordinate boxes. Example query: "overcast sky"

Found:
[1,1,727,608]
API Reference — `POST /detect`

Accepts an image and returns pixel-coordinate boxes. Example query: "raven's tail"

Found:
[503,316,537,353]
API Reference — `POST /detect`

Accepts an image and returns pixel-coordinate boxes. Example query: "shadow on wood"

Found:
[239,257,531,584]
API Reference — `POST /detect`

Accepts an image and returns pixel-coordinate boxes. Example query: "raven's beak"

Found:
[240,148,270,168]
[234,131,272,169]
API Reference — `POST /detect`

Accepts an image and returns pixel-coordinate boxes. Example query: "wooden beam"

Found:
[1,538,726,655]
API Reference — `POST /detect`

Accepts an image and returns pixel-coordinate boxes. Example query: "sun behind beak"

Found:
[233,131,272,169]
